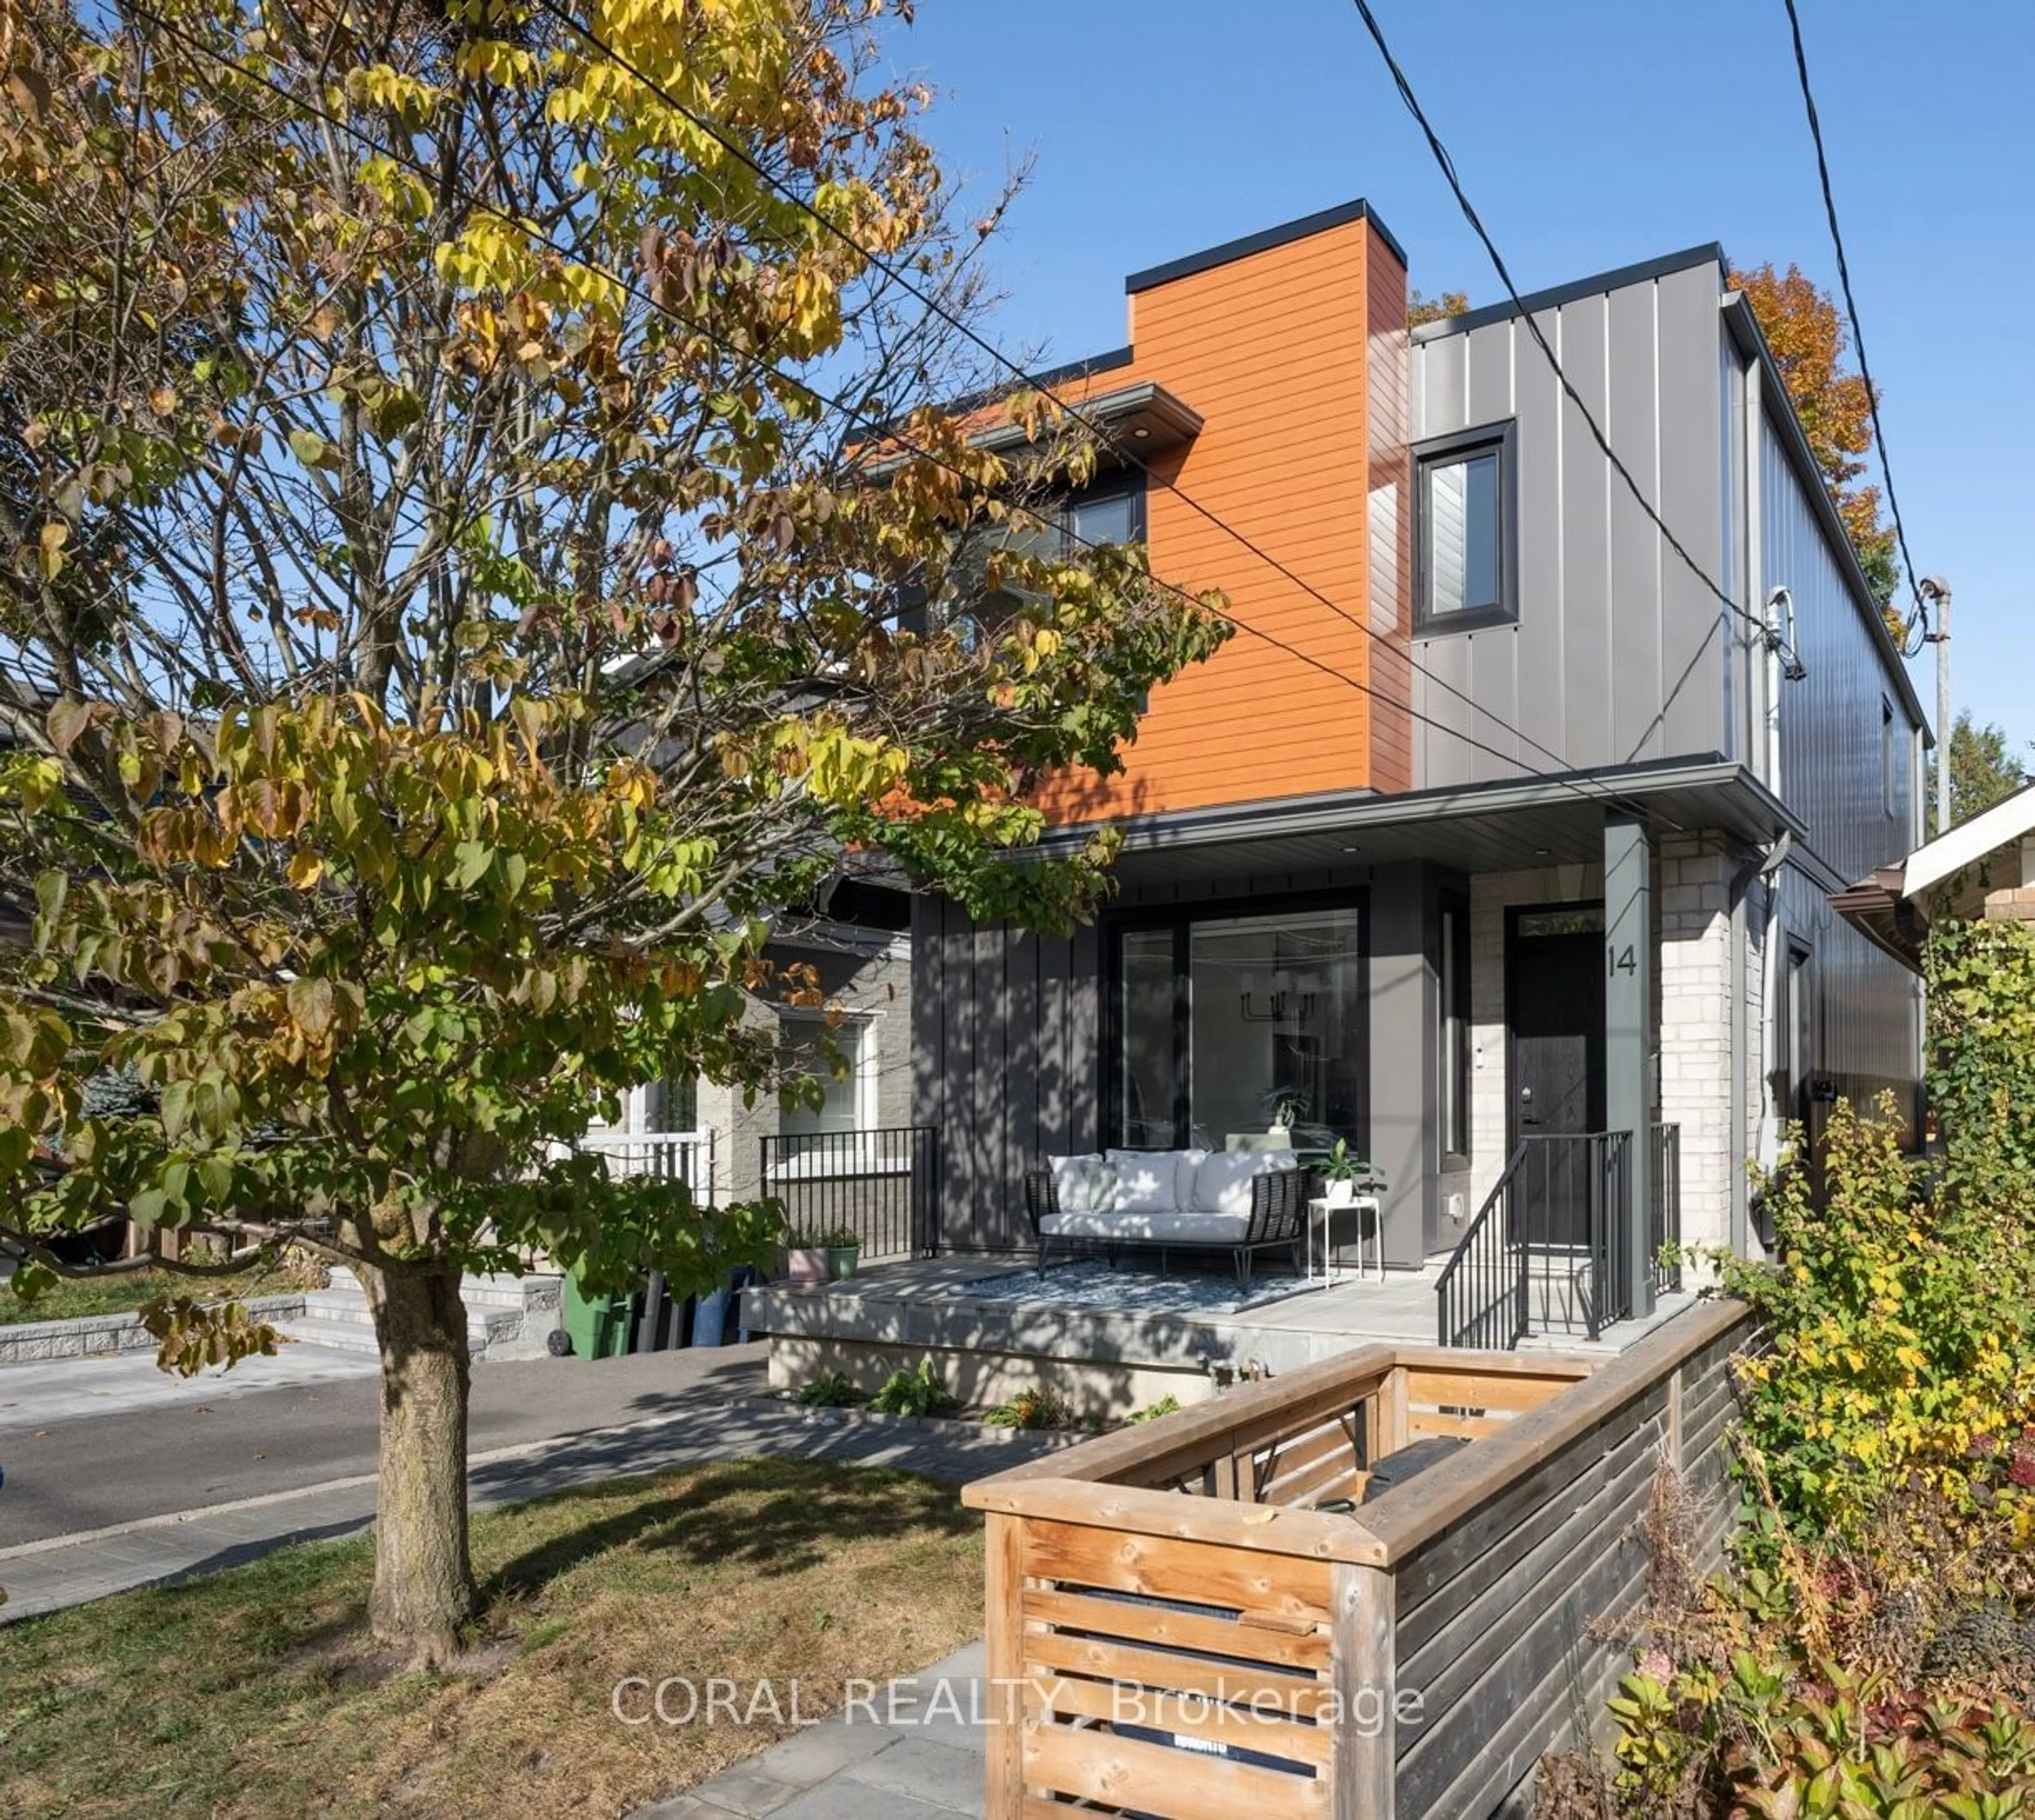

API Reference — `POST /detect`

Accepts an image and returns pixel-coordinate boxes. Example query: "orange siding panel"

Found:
[1037,217,1413,824]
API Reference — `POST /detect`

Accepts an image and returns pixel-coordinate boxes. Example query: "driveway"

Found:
[0,1342,774,1549]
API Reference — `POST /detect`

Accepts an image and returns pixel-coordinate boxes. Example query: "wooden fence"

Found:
[961,1296,1754,1819]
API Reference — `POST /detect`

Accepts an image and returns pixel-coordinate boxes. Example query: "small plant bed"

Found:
[0,1458,986,1820]
[0,1262,309,1326]
[786,1363,1185,1434]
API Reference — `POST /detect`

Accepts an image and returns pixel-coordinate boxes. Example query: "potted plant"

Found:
[784,1227,829,1286]
[821,1224,862,1282]
[1320,1139,1384,1208]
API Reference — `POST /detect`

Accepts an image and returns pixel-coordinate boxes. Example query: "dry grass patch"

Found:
[0,1457,985,1819]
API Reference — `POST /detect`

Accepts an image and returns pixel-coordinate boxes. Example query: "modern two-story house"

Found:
[908,199,1927,1324]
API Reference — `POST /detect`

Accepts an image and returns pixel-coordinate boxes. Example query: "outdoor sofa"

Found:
[1022,1147,1307,1287]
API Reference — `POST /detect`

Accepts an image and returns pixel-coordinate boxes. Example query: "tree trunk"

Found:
[360,1256,475,1664]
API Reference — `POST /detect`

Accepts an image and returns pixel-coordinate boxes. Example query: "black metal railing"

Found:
[1438,1129,1641,1347]
[1651,1122,1683,1297]
[1436,1142,1530,1349]
[758,1125,939,1262]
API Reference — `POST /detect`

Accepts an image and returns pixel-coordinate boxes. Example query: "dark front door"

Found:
[1508,905,1607,1245]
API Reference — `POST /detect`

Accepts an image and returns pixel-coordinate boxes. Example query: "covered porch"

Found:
[911,758,1799,1344]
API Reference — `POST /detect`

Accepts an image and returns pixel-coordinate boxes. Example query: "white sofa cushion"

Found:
[1045,1153,1117,1216]
[1192,1148,1299,1217]
[1039,1209,1253,1244]
[1104,1148,1188,1216]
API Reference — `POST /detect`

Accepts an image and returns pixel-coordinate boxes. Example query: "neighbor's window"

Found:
[1417,424,1515,630]
[778,1014,870,1139]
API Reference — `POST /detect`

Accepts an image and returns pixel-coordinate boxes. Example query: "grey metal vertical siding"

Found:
[1757,403,1925,1125]
[1408,260,1730,788]
[1759,410,1921,881]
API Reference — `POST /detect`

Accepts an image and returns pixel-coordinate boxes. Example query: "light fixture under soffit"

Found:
[1130,425,1152,439]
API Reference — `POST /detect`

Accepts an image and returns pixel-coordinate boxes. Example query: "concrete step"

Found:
[273,1316,381,1356]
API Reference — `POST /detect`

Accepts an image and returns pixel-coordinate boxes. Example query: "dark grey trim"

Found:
[1125,197,1408,294]
[1412,419,1520,635]
[966,380,1202,462]
[1034,755,1807,855]
[1720,293,1932,740]
[856,346,1134,445]
[1410,243,1728,342]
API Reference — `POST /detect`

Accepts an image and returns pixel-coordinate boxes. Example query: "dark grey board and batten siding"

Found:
[1409,258,1730,791]
[913,893,1100,1253]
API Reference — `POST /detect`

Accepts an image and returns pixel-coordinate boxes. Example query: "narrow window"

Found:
[1416,423,1517,631]
[1881,696,1896,819]
[1439,902,1471,1164]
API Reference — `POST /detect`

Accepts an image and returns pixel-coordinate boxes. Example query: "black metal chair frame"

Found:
[1022,1165,1308,1288]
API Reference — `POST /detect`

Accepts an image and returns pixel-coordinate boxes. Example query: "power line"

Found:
[1779,0,1928,650]
[130,6,1668,828]
[528,0,1607,789]
[1347,0,1773,658]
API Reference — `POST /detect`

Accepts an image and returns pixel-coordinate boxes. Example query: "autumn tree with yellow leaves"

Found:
[1731,261,1903,631]
[0,0,1227,1658]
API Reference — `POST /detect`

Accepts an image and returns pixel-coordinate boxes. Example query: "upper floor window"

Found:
[1066,484,1139,551]
[1415,422,1517,633]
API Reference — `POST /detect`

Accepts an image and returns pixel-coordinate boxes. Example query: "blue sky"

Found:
[878,1,2032,757]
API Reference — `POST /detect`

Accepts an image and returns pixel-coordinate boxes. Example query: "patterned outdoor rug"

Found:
[950,1260,1316,1318]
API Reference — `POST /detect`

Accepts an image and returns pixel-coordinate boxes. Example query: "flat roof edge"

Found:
[1125,198,1408,294]
[1411,243,1728,341]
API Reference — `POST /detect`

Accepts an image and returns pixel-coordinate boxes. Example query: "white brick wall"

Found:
[1465,840,1745,1264]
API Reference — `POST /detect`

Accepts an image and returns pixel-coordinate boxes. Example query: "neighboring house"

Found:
[1834,779,2035,968]
[584,878,922,1252]
[910,200,1928,1311]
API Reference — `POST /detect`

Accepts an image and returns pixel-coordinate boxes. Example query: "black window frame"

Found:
[1413,420,1519,635]
[1059,471,1147,554]
[1102,887,1371,1158]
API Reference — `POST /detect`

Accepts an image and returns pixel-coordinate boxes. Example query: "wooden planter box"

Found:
[962,1297,1751,1819]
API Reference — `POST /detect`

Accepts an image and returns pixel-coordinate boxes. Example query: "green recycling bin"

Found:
[562,1271,634,1360]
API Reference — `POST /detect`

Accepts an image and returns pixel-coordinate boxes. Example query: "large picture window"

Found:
[1415,422,1517,632]
[1110,899,1367,1155]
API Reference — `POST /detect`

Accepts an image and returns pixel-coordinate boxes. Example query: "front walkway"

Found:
[634,1640,988,1820]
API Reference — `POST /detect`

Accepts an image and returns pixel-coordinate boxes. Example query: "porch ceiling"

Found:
[1058,758,1803,887]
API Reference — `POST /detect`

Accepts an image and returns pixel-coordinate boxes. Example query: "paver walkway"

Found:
[0,1347,1067,1622]
[633,1640,991,1820]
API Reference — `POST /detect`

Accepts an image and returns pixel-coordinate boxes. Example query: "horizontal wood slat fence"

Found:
[963,1297,1754,1819]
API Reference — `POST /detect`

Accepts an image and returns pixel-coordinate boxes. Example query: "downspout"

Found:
[1728,832,1791,1259]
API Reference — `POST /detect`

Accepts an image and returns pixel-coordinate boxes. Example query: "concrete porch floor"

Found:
[743,1253,1698,1417]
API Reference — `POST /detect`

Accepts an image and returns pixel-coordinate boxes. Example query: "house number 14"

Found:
[1607,943,1637,977]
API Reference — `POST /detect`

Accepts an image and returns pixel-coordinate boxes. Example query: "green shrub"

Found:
[867,1356,960,1419]
[795,1371,865,1409]
[1125,1393,1182,1425]
[1603,1656,2035,1817]
[1715,1093,2035,1543]
[984,1387,1076,1430]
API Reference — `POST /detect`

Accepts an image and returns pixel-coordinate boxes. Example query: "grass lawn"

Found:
[0,1265,303,1325]
[0,1458,986,1819]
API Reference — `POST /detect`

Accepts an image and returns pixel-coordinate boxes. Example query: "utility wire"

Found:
[1348,0,1773,656]
[1779,0,1928,651]
[135,5,1666,823]
[528,0,1607,788]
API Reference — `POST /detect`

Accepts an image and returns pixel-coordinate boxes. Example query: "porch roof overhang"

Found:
[1038,756,1804,887]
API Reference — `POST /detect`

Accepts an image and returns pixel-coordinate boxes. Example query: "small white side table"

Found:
[1306,1194,1383,1286]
